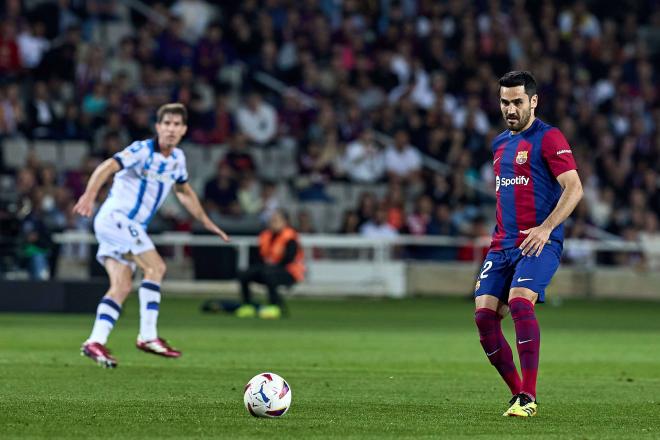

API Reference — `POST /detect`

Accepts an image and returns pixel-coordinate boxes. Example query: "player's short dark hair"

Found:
[156,103,188,124]
[498,71,537,98]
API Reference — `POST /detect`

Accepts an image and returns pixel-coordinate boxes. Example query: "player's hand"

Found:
[519,224,552,257]
[72,193,95,217]
[204,220,230,242]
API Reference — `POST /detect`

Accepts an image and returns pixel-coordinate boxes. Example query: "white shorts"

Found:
[94,210,155,272]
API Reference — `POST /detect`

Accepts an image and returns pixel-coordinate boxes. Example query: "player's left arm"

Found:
[174,182,230,242]
[520,128,583,257]
[520,170,583,256]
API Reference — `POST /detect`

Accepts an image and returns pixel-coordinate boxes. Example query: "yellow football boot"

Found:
[258,305,282,319]
[503,394,538,417]
[235,304,257,318]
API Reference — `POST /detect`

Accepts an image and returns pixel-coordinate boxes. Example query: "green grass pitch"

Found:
[1,296,659,439]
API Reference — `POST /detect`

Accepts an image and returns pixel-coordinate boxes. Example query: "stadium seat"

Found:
[326,182,349,202]
[1,137,29,170]
[61,141,90,171]
[32,141,60,167]
[277,137,299,179]
[206,144,228,168]
[181,143,207,180]
[325,204,345,233]
[250,148,266,175]
[298,201,331,232]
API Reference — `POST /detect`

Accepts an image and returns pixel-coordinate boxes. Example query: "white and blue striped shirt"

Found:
[98,138,189,227]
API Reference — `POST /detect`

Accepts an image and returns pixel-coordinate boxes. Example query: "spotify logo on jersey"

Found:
[496,175,530,192]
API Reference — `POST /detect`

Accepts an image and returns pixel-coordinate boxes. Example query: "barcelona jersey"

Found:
[490,118,577,250]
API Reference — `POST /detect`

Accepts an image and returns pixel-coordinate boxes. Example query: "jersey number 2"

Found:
[479,261,493,279]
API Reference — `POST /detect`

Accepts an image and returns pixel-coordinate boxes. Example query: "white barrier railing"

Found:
[53,231,648,268]
[52,232,657,298]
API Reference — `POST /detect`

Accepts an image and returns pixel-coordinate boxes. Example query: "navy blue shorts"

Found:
[473,241,562,303]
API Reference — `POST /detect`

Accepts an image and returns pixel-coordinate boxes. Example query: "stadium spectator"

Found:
[383,182,405,231]
[26,81,57,139]
[171,0,216,44]
[222,133,257,176]
[194,93,233,144]
[237,174,262,215]
[384,129,422,186]
[259,181,281,222]
[0,20,20,77]
[341,129,386,183]
[194,23,228,84]
[19,192,53,280]
[17,20,50,69]
[0,82,25,136]
[297,140,334,201]
[204,162,239,216]
[360,204,399,238]
[406,195,434,236]
[57,102,88,141]
[236,91,277,146]
[108,37,141,90]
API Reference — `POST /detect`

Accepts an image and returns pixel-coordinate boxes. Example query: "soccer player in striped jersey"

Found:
[73,103,230,368]
[473,71,583,416]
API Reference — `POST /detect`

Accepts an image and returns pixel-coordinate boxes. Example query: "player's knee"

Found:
[474,309,490,330]
[145,261,167,280]
[509,288,537,304]
[109,279,133,299]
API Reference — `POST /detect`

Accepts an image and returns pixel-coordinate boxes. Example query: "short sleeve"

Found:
[541,128,577,178]
[113,141,149,170]
[409,148,422,170]
[175,152,189,184]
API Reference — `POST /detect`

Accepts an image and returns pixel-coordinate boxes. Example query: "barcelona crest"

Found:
[516,151,528,164]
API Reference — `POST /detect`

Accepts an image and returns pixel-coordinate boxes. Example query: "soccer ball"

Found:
[243,372,292,418]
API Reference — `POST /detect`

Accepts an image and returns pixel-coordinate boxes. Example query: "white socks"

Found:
[88,297,122,344]
[138,280,161,341]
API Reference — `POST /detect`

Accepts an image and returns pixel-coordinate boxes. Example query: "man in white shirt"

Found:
[384,129,422,184]
[236,92,278,146]
[343,129,386,183]
[73,103,229,368]
[359,205,399,238]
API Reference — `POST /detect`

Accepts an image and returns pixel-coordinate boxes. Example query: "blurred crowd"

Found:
[0,0,659,277]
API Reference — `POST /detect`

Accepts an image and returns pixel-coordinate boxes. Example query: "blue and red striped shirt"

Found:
[490,118,577,250]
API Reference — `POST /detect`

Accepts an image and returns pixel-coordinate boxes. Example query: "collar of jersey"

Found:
[150,137,161,153]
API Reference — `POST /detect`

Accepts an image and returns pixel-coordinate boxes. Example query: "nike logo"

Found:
[493,156,502,165]
[486,348,501,357]
[518,339,534,345]
[517,277,533,282]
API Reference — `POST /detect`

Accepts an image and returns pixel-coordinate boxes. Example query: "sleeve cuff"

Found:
[551,165,578,178]
[113,156,124,169]
[176,177,188,184]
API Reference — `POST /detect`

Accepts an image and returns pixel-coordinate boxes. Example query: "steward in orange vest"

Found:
[238,209,305,312]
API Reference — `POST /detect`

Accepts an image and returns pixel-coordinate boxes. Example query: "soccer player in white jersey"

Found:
[73,103,229,368]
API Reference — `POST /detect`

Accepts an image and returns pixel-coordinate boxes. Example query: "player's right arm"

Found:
[72,158,121,217]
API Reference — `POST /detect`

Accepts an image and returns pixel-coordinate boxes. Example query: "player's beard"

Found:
[505,108,531,132]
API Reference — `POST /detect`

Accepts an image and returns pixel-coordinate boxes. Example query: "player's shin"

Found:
[88,296,122,344]
[509,298,540,400]
[139,280,161,341]
[475,308,522,395]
